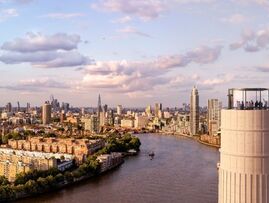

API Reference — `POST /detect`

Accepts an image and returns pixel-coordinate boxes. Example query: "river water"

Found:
[17,134,220,203]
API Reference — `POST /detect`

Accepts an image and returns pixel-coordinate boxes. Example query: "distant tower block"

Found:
[190,86,199,135]
[42,101,52,125]
[218,88,269,203]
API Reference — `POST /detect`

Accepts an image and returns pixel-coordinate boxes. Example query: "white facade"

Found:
[190,86,199,135]
[121,118,134,128]
[117,105,123,115]
[219,109,269,203]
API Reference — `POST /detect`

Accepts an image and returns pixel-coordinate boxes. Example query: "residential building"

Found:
[42,102,52,125]
[190,86,199,135]
[208,99,222,135]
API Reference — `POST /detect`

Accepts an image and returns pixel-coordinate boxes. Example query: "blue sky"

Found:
[0,0,269,107]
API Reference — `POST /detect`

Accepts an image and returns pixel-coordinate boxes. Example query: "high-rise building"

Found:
[97,94,102,117]
[103,104,108,113]
[17,101,20,112]
[26,103,31,113]
[155,103,162,117]
[145,105,151,116]
[62,102,70,112]
[51,95,60,112]
[6,102,12,113]
[107,110,114,126]
[42,102,52,125]
[218,88,269,203]
[97,94,102,131]
[190,86,199,135]
[117,105,123,115]
[208,99,222,135]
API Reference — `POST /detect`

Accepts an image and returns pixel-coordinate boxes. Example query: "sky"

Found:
[0,0,269,108]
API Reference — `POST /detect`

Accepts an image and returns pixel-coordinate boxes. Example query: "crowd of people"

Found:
[236,100,268,110]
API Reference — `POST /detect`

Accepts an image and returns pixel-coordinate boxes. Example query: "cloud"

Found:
[41,13,85,19]
[232,0,269,7]
[2,32,81,52]
[77,45,222,95]
[92,0,217,21]
[0,32,93,68]
[0,8,18,22]
[0,50,92,68]
[112,16,132,24]
[255,65,269,72]
[0,78,68,91]
[199,74,233,86]
[92,0,167,21]
[117,26,151,37]
[229,28,269,52]
[221,14,246,24]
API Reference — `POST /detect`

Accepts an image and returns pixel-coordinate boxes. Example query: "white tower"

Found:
[190,86,199,135]
[218,88,269,203]
[117,105,123,116]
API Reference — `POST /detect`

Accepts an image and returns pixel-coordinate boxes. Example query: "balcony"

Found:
[228,88,269,110]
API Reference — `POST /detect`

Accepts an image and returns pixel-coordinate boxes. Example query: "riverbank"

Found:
[197,139,220,148]
[0,133,141,202]
[156,131,220,148]
[3,154,125,202]
[13,133,219,203]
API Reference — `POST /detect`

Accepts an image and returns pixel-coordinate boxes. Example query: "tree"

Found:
[64,171,74,183]
[0,176,9,186]
[24,180,38,194]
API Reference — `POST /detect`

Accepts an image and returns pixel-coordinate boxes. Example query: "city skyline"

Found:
[0,0,268,107]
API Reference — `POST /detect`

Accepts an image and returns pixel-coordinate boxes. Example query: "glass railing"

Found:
[228,88,269,110]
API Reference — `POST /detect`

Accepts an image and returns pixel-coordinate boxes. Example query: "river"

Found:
[17,134,220,203]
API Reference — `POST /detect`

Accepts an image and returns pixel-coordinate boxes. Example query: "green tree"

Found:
[24,180,39,194]
[0,176,9,185]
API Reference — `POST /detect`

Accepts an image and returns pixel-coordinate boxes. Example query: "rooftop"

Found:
[228,88,269,110]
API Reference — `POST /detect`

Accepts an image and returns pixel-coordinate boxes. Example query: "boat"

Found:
[148,151,155,157]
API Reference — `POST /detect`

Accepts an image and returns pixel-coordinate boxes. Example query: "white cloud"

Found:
[199,74,233,86]
[221,14,246,24]
[41,13,85,19]
[112,16,132,24]
[0,8,18,22]
[92,0,167,21]
[232,0,269,7]
[92,0,217,21]
[2,32,81,52]
[77,45,222,95]
[117,26,151,37]
[0,32,93,68]
[230,27,269,52]
[0,78,68,91]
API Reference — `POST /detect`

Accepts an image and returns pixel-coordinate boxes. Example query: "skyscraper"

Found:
[219,88,269,203]
[26,103,31,113]
[42,101,51,125]
[117,105,123,115]
[6,102,12,113]
[155,103,162,117]
[97,94,102,131]
[97,94,102,117]
[190,86,199,135]
[145,105,151,116]
[208,99,222,135]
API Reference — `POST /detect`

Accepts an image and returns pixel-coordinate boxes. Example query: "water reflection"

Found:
[17,134,219,203]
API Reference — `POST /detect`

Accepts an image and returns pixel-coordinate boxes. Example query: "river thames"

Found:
[17,134,220,203]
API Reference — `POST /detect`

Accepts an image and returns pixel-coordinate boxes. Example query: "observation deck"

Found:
[227,88,269,110]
